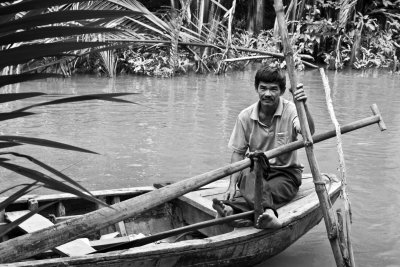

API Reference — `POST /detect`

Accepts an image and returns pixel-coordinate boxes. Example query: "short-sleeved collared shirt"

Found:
[228,97,303,170]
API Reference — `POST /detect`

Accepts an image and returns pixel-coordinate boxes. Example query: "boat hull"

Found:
[1,175,341,267]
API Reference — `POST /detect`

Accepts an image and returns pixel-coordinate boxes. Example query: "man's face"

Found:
[256,81,282,108]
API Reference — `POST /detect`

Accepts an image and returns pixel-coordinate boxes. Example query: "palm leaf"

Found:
[0,182,39,211]
[125,17,166,36]
[0,152,94,198]
[0,142,22,149]
[0,0,92,16]
[0,93,45,103]
[0,42,108,69]
[99,0,172,35]
[82,43,140,56]
[0,183,29,195]
[0,136,97,154]
[0,201,56,239]
[0,112,35,122]
[0,162,109,208]
[0,74,63,88]
[0,10,140,34]
[210,0,228,12]
[198,0,205,35]
[13,93,139,112]
[0,26,122,46]
[20,58,78,76]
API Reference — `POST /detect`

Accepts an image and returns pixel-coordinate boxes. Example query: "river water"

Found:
[1,66,399,266]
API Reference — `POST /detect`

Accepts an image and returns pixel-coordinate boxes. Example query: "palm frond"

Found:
[0,0,92,16]
[0,93,46,103]
[0,182,39,211]
[0,42,108,69]
[0,26,121,46]
[0,152,94,198]
[0,162,109,208]
[0,74,63,87]
[13,93,139,112]
[0,142,22,149]
[0,136,97,154]
[0,112,35,122]
[0,10,140,34]
[99,48,118,78]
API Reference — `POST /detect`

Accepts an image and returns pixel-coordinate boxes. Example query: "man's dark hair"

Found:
[254,66,286,93]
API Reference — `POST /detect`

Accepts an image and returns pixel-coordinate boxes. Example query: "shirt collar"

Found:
[250,97,284,121]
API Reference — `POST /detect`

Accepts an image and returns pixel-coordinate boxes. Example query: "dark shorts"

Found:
[222,167,301,214]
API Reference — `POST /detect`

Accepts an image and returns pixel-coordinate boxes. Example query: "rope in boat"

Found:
[246,151,279,218]
[320,68,356,266]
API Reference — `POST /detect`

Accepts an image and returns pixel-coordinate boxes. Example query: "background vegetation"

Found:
[3,0,400,82]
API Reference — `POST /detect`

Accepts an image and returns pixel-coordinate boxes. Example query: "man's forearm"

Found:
[228,151,245,188]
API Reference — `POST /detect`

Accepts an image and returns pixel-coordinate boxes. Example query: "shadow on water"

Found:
[1,67,399,267]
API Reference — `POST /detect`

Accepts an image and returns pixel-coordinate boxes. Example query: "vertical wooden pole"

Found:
[28,199,38,211]
[336,209,350,265]
[111,197,128,237]
[0,210,8,242]
[96,196,113,236]
[344,209,356,267]
[56,202,66,217]
[273,1,345,266]
[253,159,264,224]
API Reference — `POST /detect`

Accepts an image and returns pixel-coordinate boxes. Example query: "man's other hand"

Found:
[223,186,236,200]
[293,83,307,102]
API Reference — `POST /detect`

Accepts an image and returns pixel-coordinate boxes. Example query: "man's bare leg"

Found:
[212,199,233,218]
[256,209,282,229]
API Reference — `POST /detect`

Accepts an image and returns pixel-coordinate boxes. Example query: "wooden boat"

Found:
[1,173,341,267]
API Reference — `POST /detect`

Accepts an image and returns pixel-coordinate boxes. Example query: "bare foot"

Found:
[256,209,282,229]
[212,198,233,218]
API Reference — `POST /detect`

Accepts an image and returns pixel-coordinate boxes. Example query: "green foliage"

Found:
[118,49,173,77]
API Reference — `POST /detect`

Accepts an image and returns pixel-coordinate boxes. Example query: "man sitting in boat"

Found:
[213,66,315,229]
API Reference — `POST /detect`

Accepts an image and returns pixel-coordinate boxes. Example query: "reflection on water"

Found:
[1,67,399,267]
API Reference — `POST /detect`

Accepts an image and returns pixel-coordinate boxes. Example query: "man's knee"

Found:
[269,179,299,204]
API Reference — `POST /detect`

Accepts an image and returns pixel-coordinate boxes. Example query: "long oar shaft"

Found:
[97,211,254,253]
[0,112,384,263]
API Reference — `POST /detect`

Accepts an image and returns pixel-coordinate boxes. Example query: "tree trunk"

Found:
[255,0,265,34]
[350,28,362,67]
[296,0,307,21]
[170,0,179,9]
[247,0,256,34]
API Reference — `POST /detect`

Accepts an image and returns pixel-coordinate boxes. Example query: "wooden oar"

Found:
[95,211,254,253]
[0,110,384,263]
